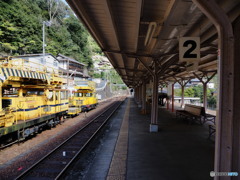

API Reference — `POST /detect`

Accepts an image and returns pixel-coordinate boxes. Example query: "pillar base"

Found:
[149,124,158,132]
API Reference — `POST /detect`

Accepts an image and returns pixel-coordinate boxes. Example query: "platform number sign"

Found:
[179,37,200,62]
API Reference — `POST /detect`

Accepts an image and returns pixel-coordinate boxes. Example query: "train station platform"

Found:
[66,97,215,180]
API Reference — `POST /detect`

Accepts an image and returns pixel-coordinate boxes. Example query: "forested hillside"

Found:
[0,0,101,68]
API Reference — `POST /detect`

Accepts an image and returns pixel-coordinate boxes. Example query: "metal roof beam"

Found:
[115,67,146,72]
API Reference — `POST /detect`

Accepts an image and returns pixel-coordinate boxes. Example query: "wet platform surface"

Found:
[66,97,215,180]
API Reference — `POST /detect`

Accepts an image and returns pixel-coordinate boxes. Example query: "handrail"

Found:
[0,58,65,77]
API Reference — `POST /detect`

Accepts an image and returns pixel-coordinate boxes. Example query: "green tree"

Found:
[0,0,100,69]
[174,88,181,97]
[207,88,217,108]
[184,87,194,97]
[192,85,202,97]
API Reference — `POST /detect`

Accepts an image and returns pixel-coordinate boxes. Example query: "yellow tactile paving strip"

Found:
[107,99,130,180]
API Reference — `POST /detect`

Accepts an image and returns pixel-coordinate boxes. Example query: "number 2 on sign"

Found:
[183,40,197,58]
[179,37,200,62]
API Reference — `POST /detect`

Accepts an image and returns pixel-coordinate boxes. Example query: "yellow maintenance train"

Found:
[0,57,68,146]
[68,80,98,116]
[0,56,99,147]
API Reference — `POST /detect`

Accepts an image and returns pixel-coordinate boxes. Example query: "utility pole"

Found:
[42,21,52,64]
[42,21,45,62]
[67,58,69,87]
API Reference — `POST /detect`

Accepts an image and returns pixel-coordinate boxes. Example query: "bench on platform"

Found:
[176,104,216,125]
[176,104,204,124]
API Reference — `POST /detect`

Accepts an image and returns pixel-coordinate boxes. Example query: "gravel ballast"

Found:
[0,97,119,179]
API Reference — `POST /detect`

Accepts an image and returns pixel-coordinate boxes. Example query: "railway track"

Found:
[16,98,125,180]
[0,99,111,150]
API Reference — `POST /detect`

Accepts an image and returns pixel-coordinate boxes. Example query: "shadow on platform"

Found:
[128,98,214,180]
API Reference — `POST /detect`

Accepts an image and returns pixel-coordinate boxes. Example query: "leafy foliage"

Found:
[174,84,217,108]
[0,0,100,68]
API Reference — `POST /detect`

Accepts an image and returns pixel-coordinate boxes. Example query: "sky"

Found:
[62,0,68,6]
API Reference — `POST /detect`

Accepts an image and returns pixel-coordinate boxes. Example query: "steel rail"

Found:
[55,98,125,179]
[15,97,125,180]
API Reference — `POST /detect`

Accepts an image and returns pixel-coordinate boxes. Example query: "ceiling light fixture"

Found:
[144,22,157,46]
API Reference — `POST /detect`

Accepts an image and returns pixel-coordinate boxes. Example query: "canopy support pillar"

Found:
[137,58,159,132]
[193,0,234,177]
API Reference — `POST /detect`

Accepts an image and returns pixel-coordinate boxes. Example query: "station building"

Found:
[64,0,240,179]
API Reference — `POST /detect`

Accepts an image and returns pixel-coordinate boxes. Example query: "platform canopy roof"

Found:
[66,0,240,87]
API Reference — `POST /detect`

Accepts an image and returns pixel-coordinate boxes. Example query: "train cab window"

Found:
[65,91,68,99]
[26,90,44,96]
[56,91,59,100]
[26,91,37,96]
[48,91,54,101]
[61,91,67,100]
[86,93,92,97]
[3,88,19,97]
[38,91,44,95]
[74,92,83,97]
[61,91,64,100]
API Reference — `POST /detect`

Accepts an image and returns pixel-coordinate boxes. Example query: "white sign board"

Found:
[179,37,200,62]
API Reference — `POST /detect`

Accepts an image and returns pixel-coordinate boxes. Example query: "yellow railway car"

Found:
[0,57,68,145]
[68,80,98,115]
